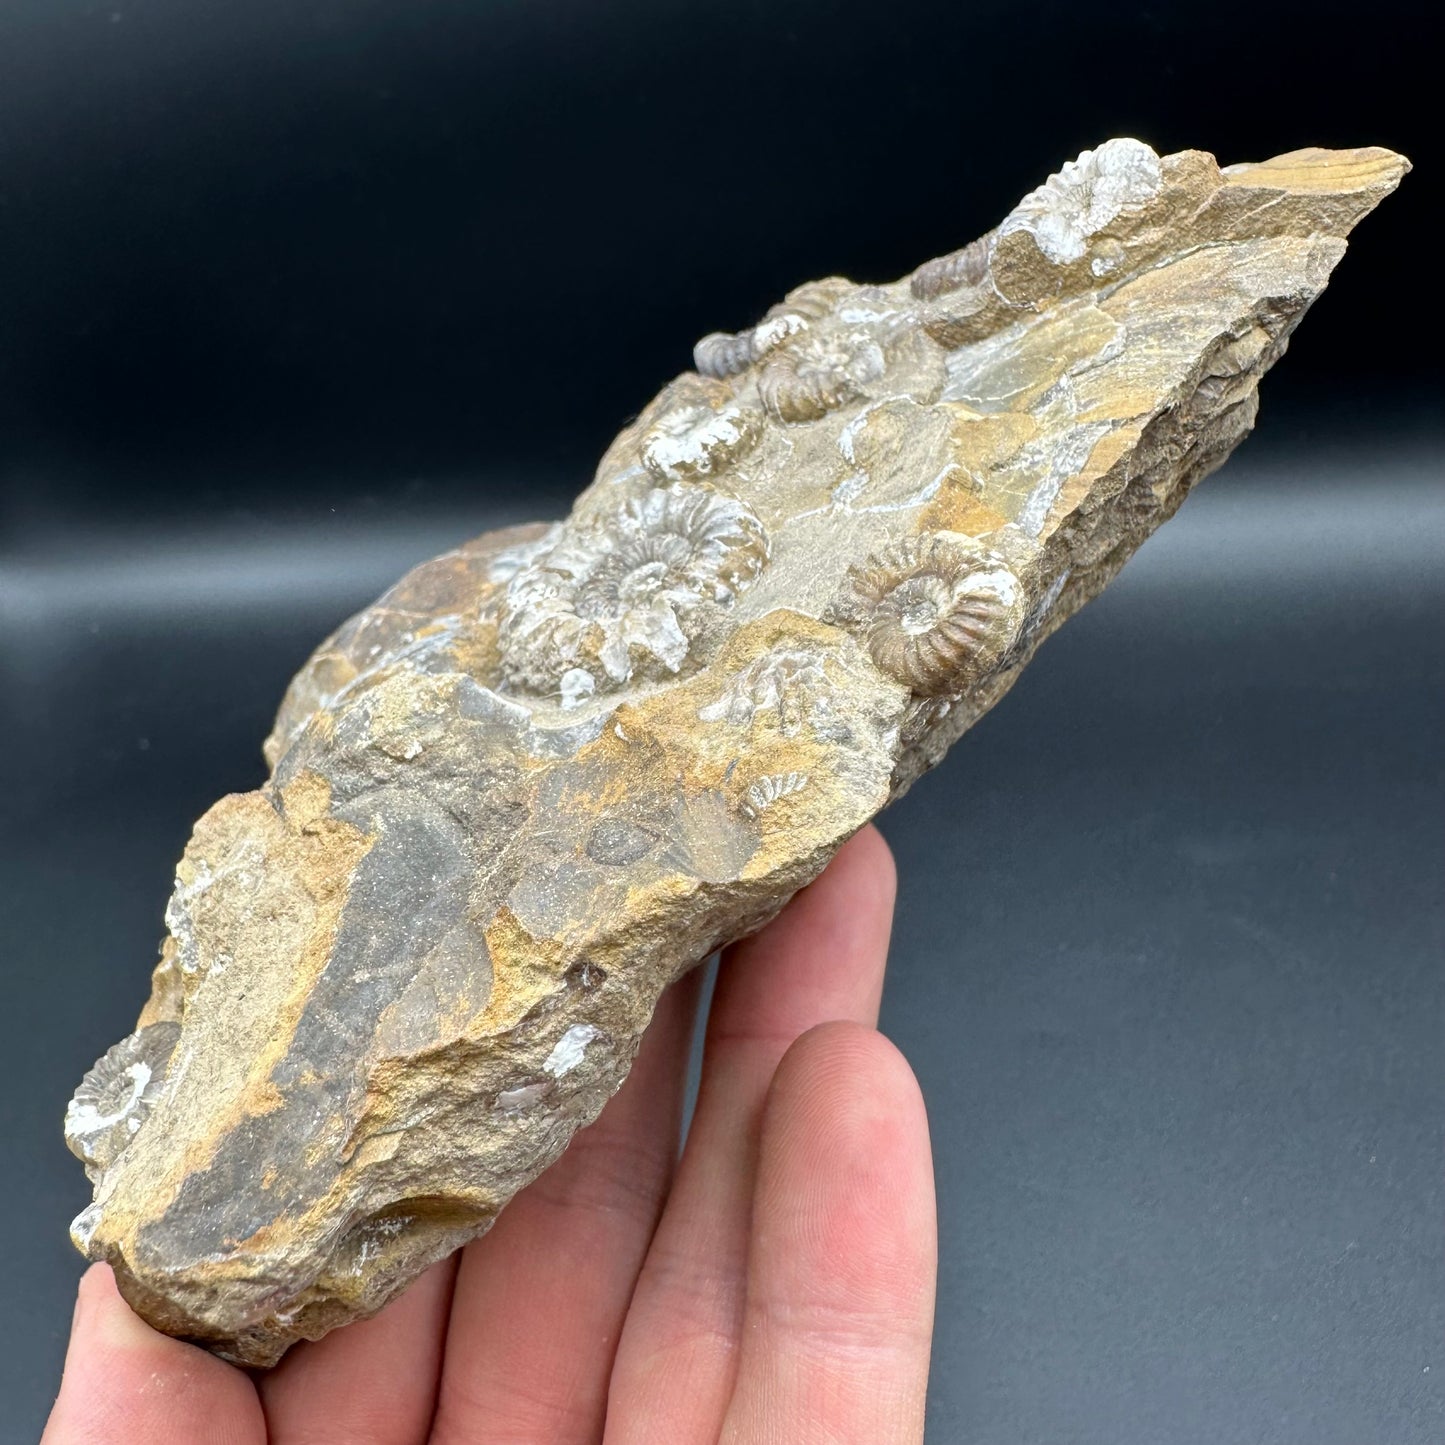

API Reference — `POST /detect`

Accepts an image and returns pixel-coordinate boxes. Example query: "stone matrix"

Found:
[64,140,1407,1365]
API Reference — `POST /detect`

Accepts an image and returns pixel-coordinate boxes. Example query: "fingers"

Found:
[605,825,897,1444]
[43,1264,267,1445]
[430,970,702,1445]
[259,1256,457,1445]
[705,823,897,1055]
[720,1023,937,1445]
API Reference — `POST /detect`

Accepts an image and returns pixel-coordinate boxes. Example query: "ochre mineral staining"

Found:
[65,140,1407,1365]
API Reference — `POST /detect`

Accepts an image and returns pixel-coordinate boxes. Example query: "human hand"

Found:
[44,825,936,1444]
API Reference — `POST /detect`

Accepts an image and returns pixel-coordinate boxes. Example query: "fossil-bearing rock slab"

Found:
[66,140,1406,1365]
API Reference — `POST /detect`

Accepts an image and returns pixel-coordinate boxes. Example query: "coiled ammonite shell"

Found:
[910,231,994,300]
[774,276,855,320]
[500,484,768,696]
[831,535,1025,695]
[65,1021,182,1175]
[640,395,759,483]
[758,331,886,423]
[693,330,754,379]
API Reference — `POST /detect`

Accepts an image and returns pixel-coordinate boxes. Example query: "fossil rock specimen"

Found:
[66,139,1406,1365]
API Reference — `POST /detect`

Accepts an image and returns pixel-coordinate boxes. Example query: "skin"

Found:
[44,825,936,1445]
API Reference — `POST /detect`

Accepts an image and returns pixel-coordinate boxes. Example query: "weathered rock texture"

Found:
[66,140,1406,1364]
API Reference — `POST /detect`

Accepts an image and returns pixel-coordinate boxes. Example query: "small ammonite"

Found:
[748,309,809,359]
[693,330,754,380]
[998,137,1163,268]
[831,535,1025,696]
[775,276,854,320]
[690,277,853,381]
[65,1020,182,1174]
[500,484,769,696]
[640,395,759,484]
[739,770,809,819]
[910,231,995,300]
[757,330,886,424]
[691,308,816,391]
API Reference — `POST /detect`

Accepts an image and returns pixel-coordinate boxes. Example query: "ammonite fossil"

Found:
[910,231,995,300]
[831,535,1027,696]
[640,392,760,483]
[757,330,887,423]
[65,1021,182,1177]
[500,483,768,697]
[693,329,755,380]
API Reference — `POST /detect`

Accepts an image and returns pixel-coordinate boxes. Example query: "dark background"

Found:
[1,1,1440,1440]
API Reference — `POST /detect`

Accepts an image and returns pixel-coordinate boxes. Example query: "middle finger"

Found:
[603,824,897,1445]
[430,971,702,1445]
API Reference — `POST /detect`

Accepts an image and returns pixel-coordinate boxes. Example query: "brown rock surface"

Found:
[65,139,1407,1365]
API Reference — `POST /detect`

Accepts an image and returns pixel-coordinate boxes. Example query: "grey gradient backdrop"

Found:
[2,1,1441,1440]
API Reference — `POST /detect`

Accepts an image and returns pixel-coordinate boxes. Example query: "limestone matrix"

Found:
[64,139,1407,1364]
